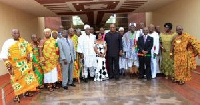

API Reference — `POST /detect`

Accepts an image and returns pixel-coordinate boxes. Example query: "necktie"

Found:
[66,38,70,46]
[144,35,146,43]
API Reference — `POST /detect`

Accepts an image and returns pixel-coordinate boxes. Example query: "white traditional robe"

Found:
[149,32,160,78]
[123,31,140,68]
[77,33,96,67]
[0,39,17,60]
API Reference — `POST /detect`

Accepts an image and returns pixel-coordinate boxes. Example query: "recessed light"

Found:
[80,10,82,11]
[76,3,79,5]
[113,1,116,3]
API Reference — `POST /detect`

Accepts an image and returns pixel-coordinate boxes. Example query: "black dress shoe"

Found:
[147,78,152,81]
[63,86,68,90]
[138,76,144,79]
[69,83,76,87]
[84,78,88,83]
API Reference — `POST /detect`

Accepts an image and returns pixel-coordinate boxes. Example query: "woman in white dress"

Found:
[94,33,109,81]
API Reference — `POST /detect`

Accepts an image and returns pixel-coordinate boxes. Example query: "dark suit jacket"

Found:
[137,35,153,55]
[105,32,122,57]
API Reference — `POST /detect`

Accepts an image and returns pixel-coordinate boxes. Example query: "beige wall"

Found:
[145,12,153,26]
[0,2,44,76]
[151,0,200,65]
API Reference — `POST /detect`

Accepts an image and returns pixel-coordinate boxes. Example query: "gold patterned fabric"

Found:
[173,33,200,81]
[8,38,38,95]
[43,37,59,73]
[160,33,176,76]
[71,35,80,78]
[31,42,43,86]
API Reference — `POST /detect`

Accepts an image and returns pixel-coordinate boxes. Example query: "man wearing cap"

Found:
[123,23,140,75]
[77,24,96,82]
[118,27,127,75]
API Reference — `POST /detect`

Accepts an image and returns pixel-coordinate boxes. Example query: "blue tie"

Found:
[66,38,70,46]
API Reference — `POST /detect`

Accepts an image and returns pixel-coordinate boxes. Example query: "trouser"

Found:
[84,67,95,78]
[61,61,74,87]
[151,56,157,78]
[108,56,119,79]
[138,56,152,79]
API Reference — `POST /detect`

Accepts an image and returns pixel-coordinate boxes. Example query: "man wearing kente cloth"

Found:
[39,28,59,91]
[171,26,200,85]
[30,34,44,89]
[52,31,62,86]
[0,29,38,102]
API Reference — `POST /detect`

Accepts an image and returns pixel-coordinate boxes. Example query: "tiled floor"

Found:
[28,78,191,105]
[2,67,200,105]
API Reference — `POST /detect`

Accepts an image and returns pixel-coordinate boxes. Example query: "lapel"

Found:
[145,36,150,45]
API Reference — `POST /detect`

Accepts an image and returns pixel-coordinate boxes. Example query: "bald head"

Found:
[143,27,149,35]
[110,24,116,32]
[155,26,160,33]
[148,24,155,33]
[176,25,183,35]
[68,28,75,36]
[31,34,38,43]
[12,29,20,40]
[62,30,68,38]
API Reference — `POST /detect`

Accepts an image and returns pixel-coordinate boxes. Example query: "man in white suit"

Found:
[77,24,96,82]
[58,30,76,90]
[148,24,160,79]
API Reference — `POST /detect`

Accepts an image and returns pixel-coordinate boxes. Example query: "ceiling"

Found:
[0,0,175,26]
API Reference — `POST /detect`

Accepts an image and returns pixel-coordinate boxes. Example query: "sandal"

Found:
[48,87,54,92]
[13,96,20,103]
[53,83,60,89]
[178,81,185,85]
[24,92,33,97]
[48,85,54,92]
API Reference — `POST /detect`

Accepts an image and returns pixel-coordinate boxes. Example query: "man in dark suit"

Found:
[105,24,123,80]
[137,27,153,80]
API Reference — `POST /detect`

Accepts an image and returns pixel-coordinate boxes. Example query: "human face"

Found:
[62,30,67,38]
[69,29,74,36]
[100,28,104,33]
[110,24,116,32]
[148,25,155,33]
[12,29,20,40]
[44,31,51,38]
[52,33,58,39]
[119,30,124,36]
[85,29,90,35]
[98,33,103,40]
[31,34,38,43]
[139,23,144,29]
[155,26,160,33]
[90,27,94,34]
[130,26,135,32]
[143,27,149,35]
[164,25,171,33]
[176,26,183,35]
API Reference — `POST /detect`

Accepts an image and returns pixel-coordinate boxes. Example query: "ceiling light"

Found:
[80,10,82,11]
[113,1,116,3]
[76,3,79,5]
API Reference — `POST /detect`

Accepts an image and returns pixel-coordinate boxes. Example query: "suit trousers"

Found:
[61,61,74,87]
[138,56,152,79]
[107,56,120,79]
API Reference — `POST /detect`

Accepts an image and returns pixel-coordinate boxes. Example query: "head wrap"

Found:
[118,27,124,31]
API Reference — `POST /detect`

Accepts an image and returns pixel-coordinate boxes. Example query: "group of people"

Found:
[1,22,200,102]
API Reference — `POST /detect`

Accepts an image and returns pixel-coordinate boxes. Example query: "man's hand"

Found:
[63,59,68,65]
[162,48,166,52]
[119,50,123,56]
[142,50,148,55]
[6,63,13,75]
